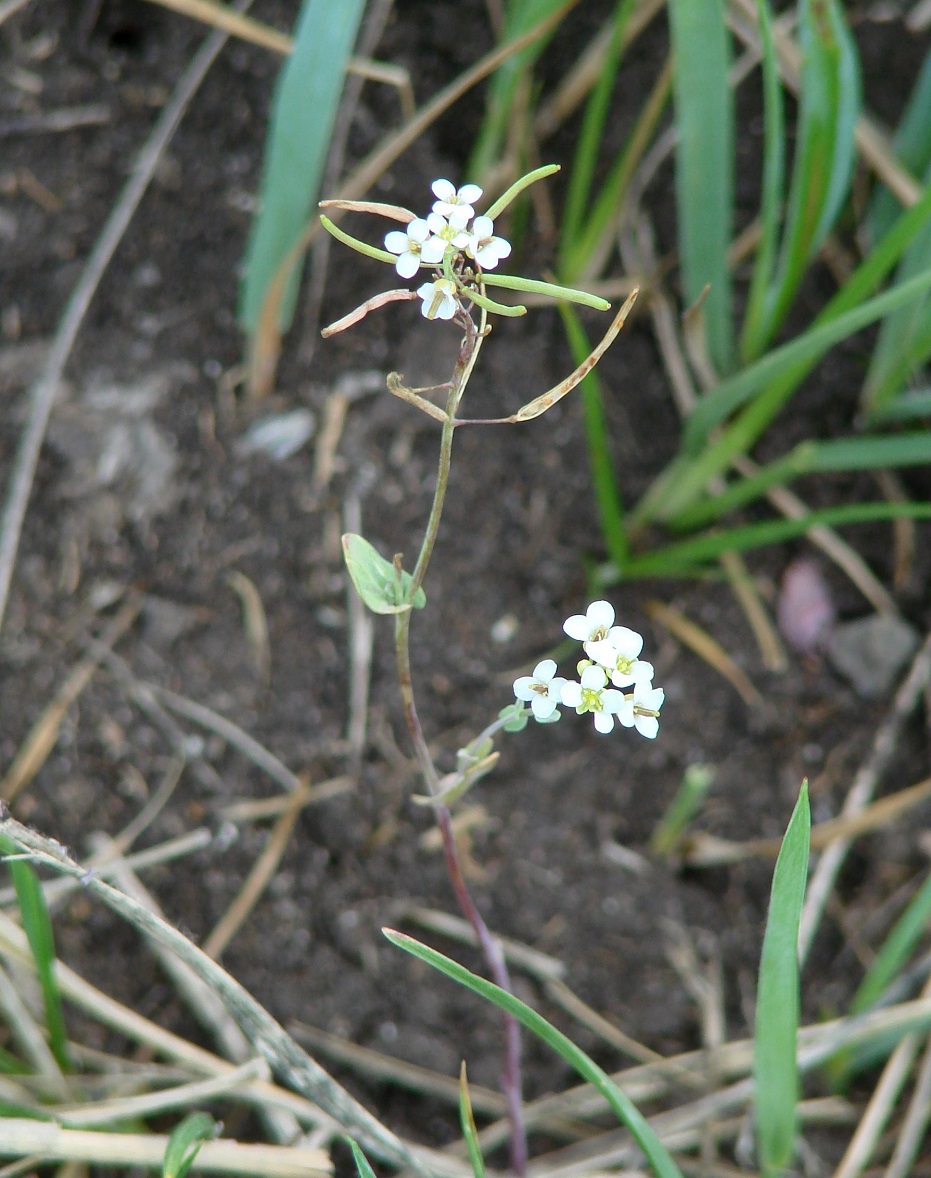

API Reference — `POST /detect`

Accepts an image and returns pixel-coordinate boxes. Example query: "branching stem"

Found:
[391,308,528,1176]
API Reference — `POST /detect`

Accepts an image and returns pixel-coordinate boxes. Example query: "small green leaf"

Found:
[162,1112,219,1178]
[754,782,810,1177]
[499,703,529,733]
[342,534,426,615]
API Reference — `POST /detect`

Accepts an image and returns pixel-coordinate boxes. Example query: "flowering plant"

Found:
[320,167,649,1176]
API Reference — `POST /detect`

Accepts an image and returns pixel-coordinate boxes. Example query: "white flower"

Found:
[464,215,511,271]
[618,682,665,740]
[563,600,616,647]
[431,179,482,226]
[384,218,432,279]
[560,664,625,734]
[513,659,566,722]
[421,213,470,264]
[416,278,459,320]
[586,626,654,688]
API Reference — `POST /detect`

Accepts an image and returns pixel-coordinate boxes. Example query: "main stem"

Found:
[393,314,528,1176]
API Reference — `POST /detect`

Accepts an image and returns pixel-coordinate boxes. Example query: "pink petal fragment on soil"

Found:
[777,557,836,654]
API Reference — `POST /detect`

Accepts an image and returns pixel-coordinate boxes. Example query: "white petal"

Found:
[474,243,501,269]
[459,183,483,203]
[407,218,430,243]
[593,711,615,734]
[580,665,607,689]
[607,625,643,659]
[533,659,558,682]
[419,236,447,265]
[635,715,659,739]
[432,179,455,201]
[513,676,535,701]
[560,681,582,708]
[447,205,472,230]
[531,695,558,720]
[601,689,625,714]
[426,212,448,234]
[585,638,618,668]
[384,230,409,254]
[638,685,665,711]
[471,215,493,237]
[586,600,616,629]
[632,660,654,684]
[617,696,635,727]
[395,252,420,279]
[563,613,590,641]
[435,292,458,319]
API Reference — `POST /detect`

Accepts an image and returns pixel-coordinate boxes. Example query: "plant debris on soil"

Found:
[2,0,931,1170]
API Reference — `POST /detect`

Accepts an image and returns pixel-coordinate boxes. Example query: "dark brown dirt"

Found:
[2,0,931,1169]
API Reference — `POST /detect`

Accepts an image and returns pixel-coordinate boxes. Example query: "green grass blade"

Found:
[559,0,635,267]
[749,0,860,355]
[693,259,931,450]
[638,261,931,524]
[868,48,931,242]
[862,189,931,417]
[754,783,810,1178]
[562,62,672,281]
[468,0,568,180]
[851,872,931,1015]
[559,304,629,572]
[609,500,931,581]
[650,764,714,854]
[239,0,366,335]
[383,930,685,1178]
[458,1065,486,1178]
[740,0,784,362]
[670,432,931,530]
[162,1112,218,1178]
[869,387,931,424]
[347,1138,379,1178]
[0,834,71,1073]
[668,0,734,374]
[0,1044,28,1075]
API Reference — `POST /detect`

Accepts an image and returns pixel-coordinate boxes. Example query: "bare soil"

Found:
[2,1,931,1169]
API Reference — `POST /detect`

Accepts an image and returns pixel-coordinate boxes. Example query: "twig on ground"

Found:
[202,789,305,960]
[289,1022,506,1116]
[0,1119,329,1177]
[0,8,253,637]
[151,685,303,793]
[0,961,69,1100]
[395,904,566,981]
[57,1057,268,1127]
[0,0,30,26]
[799,632,931,959]
[833,972,931,1178]
[0,827,211,909]
[883,1023,931,1178]
[0,814,440,1175]
[0,105,110,137]
[1,597,141,803]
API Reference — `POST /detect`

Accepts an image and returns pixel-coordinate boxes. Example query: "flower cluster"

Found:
[513,601,665,739]
[384,180,512,320]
